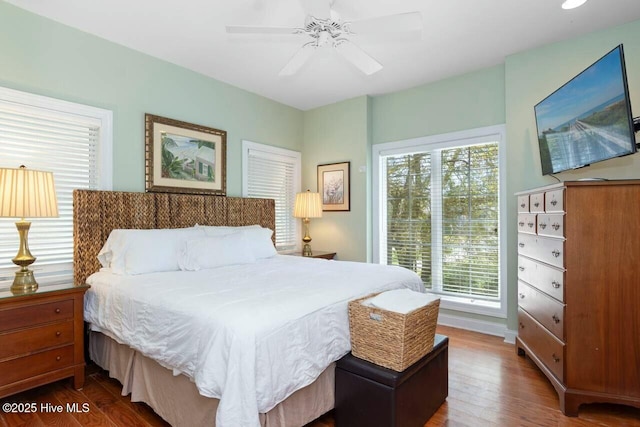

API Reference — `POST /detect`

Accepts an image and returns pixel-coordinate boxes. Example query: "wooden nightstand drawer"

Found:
[0,299,73,331]
[0,345,74,387]
[0,320,74,360]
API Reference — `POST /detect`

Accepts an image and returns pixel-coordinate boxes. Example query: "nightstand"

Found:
[288,250,336,260]
[0,283,89,398]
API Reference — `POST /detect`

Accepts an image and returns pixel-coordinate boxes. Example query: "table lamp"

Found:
[0,165,58,294]
[293,189,322,256]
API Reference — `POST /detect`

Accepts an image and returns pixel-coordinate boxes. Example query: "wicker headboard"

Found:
[73,190,275,285]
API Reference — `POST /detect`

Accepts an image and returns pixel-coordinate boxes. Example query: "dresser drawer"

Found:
[518,281,564,340]
[517,195,530,213]
[545,189,564,213]
[529,192,545,213]
[517,255,564,302]
[518,308,564,382]
[537,214,564,238]
[517,234,564,269]
[517,213,537,234]
[0,320,74,360]
[0,299,73,332]
[0,345,74,387]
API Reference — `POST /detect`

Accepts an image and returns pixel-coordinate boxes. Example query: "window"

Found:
[373,125,506,317]
[242,141,301,251]
[0,86,112,287]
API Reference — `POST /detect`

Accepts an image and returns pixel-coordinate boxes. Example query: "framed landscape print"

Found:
[317,161,350,211]
[145,114,226,195]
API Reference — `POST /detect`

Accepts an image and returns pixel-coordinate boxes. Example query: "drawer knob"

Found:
[55,308,61,314]
[552,281,561,289]
[527,222,534,228]
[552,314,560,324]
[539,223,547,229]
[518,266,525,272]
[551,249,561,258]
[518,242,525,248]
[552,223,560,231]
[520,203,525,208]
[550,199,558,206]
[56,331,61,337]
[534,202,540,207]
[552,353,560,363]
[519,293,525,299]
[519,322,525,329]
[519,221,525,227]
[56,356,61,361]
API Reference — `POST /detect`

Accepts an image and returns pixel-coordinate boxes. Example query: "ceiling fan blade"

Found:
[279,44,316,76]
[226,25,299,35]
[335,40,382,75]
[347,11,422,34]
[299,0,331,20]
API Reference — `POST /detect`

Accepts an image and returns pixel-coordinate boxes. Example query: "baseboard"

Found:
[437,312,517,344]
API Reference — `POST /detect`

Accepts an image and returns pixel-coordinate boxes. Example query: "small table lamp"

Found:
[293,190,322,257]
[0,165,58,294]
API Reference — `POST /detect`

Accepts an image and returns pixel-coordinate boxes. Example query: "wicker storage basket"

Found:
[348,292,440,372]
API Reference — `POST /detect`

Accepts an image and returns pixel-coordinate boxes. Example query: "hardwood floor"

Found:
[1,325,638,426]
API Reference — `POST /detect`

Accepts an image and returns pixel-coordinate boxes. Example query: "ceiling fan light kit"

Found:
[226,0,422,77]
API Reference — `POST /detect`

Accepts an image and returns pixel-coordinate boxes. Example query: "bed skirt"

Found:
[89,331,335,427]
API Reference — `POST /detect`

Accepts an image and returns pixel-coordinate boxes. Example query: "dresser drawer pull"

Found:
[527,222,534,228]
[552,353,560,363]
[552,314,560,324]
[518,242,525,248]
[519,293,525,299]
[552,223,560,231]
[550,199,558,206]
[520,203,526,208]
[539,223,547,229]
[519,322,525,329]
[519,221,525,227]
[551,249,561,258]
[55,308,61,314]
[56,356,61,361]
[518,266,525,271]
[552,281,561,289]
[55,331,61,337]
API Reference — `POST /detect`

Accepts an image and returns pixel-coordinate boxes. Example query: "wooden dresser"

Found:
[515,180,640,416]
[0,283,89,398]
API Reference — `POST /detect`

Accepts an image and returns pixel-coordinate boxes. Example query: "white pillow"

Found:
[199,224,262,237]
[178,233,256,271]
[241,227,277,259]
[98,227,204,275]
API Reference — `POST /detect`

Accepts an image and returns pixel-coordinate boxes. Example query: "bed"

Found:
[74,190,425,427]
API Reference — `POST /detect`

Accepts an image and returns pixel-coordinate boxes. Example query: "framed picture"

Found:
[145,114,226,195]
[317,161,350,211]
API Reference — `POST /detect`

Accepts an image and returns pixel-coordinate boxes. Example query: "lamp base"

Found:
[302,243,313,257]
[11,268,38,294]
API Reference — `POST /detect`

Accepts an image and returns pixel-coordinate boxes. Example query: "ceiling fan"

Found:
[226,0,422,76]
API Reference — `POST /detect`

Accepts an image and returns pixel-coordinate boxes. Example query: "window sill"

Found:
[433,293,506,318]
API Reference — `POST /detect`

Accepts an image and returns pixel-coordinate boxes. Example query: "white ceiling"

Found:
[7,0,640,110]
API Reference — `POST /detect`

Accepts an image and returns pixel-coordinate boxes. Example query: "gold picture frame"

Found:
[317,161,350,211]
[145,114,226,195]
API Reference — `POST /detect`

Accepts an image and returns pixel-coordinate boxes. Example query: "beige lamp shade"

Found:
[293,190,322,219]
[0,166,58,219]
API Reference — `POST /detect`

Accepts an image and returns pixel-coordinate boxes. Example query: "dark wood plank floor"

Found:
[1,325,638,426]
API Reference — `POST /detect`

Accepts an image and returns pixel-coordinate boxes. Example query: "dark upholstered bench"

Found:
[335,334,448,427]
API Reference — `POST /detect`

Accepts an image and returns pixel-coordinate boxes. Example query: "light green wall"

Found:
[302,96,370,262]
[504,19,640,329]
[0,2,303,195]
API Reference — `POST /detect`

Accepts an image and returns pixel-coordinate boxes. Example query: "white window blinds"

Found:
[376,127,504,309]
[0,87,112,287]
[242,141,301,251]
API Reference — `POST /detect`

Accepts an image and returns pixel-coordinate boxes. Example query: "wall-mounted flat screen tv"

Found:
[534,45,637,175]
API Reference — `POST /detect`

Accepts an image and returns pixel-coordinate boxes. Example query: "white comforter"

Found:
[84,255,424,427]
